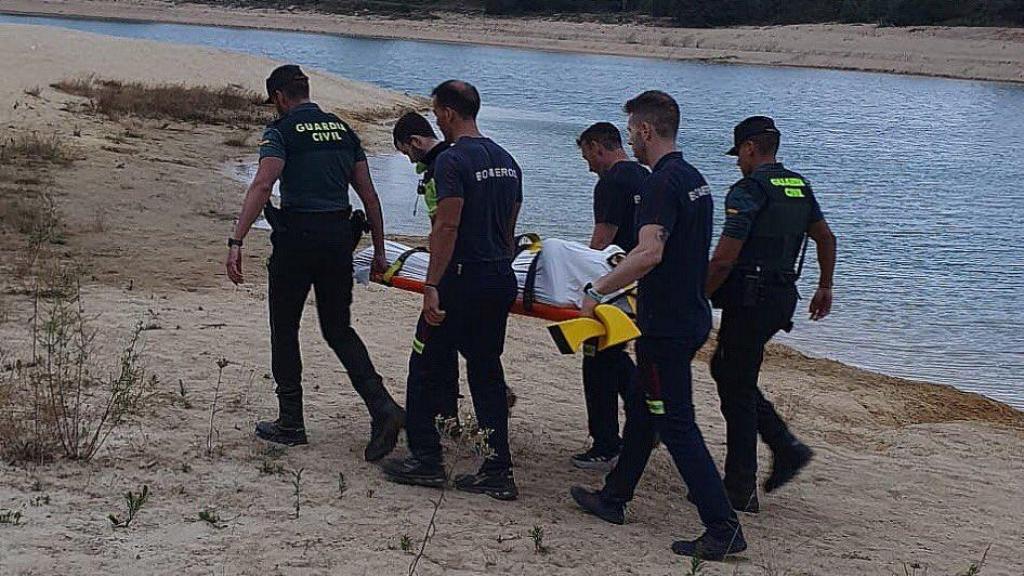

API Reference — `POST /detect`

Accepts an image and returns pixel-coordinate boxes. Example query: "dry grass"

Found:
[223,134,250,147]
[0,192,65,248]
[0,133,74,166]
[52,77,269,125]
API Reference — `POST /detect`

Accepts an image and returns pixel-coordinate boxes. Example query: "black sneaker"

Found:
[571,448,619,471]
[454,467,518,501]
[365,404,405,462]
[686,490,760,514]
[764,441,814,493]
[381,456,446,488]
[255,419,308,446]
[671,528,748,561]
[570,486,625,525]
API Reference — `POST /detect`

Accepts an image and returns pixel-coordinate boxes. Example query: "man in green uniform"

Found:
[226,64,404,462]
[706,116,838,512]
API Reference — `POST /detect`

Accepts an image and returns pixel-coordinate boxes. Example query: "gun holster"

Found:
[350,209,369,251]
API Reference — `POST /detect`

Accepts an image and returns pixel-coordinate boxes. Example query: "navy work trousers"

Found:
[581,344,635,455]
[405,261,518,471]
[601,337,740,539]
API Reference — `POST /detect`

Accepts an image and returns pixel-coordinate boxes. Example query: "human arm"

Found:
[350,159,387,274]
[581,224,666,318]
[225,156,284,285]
[423,197,462,325]
[705,180,763,297]
[807,217,836,320]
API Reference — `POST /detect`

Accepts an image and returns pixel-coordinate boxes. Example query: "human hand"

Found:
[809,287,832,321]
[423,286,446,326]
[226,246,243,284]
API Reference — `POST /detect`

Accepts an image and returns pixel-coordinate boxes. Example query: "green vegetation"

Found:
[108,485,150,528]
[199,0,1024,26]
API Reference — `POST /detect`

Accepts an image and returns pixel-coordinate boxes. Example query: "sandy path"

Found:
[2,0,1024,84]
[0,23,1022,576]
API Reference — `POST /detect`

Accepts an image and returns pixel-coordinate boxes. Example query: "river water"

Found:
[3,14,1022,408]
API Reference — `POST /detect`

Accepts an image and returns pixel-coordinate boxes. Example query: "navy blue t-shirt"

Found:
[435,137,523,264]
[635,152,714,340]
[594,160,647,253]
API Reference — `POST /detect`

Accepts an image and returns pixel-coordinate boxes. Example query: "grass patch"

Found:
[0,193,65,247]
[0,133,73,166]
[223,134,250,147]
[52,78,268,125]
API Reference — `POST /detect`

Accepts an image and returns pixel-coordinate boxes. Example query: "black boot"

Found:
[255,393,308,446]
[354,375,405,462]
[570,486,625,525]
[381,456,446,488]
[764,440,814,493]
[455,465,518,501]
[671,527,747,561]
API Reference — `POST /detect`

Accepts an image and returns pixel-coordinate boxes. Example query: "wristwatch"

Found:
[583,282,608,304]
[227,238,243,248]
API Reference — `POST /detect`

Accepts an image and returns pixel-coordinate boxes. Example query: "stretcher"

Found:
[353,237,641,351]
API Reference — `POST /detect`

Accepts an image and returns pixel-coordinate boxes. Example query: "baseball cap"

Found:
[727,116,780,156]
[265,64,308,104]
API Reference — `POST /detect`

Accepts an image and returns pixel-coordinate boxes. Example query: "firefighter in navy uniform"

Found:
[383,80,523,501]
[392,112,459,423]
[706,116,838,512]
[225,65,405,462]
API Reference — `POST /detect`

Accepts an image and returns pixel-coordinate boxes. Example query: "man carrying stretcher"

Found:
[382,80,524,501]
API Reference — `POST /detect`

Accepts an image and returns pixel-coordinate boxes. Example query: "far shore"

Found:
[1,0,1024,84]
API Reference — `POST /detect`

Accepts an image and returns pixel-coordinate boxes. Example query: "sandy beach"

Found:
[1,22,1023,576]
[2,0,1024,84]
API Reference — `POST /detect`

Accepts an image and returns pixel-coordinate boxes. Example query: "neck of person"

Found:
[599,150,630,175]
[281,98,311,115]
[645,140,678,169]
[750,155,779,173]
[448,120,483,142]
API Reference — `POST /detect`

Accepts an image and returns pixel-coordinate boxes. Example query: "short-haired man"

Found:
[225,65,404,462]
[705,116,837,511]
[570,91,746,561]
[383,80,523,500]
[572,122,646,470]
[392,112,459,423]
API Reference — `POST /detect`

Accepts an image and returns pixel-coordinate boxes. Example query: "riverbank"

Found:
[2,0,1024,84]
[1,23,1022,576]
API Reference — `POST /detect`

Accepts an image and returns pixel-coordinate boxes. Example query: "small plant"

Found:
[337,471,347,498]
[685,554,705,575]
[205,358,228,457]
[0,509,23,525]
[109,485,150,528]
[959,545,991,576]
[400,534,413,553]
[529,525,549,555]
[289,467,305,519]
[258,460,284,476]
[29,494,50,507]
[198,508,223,528]
[178,379,192,409]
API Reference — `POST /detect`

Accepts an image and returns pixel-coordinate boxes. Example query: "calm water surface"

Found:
[3,15,1022,407]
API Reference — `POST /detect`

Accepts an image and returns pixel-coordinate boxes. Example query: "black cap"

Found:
[265,64,308,104]
[727,116,780,156]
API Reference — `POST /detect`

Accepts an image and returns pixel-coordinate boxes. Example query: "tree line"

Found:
[213,0,1024,27]
[484,0,1024,26]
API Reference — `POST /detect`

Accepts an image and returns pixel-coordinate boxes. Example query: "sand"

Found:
[1,23,1023,576]
[2,0,1024,84]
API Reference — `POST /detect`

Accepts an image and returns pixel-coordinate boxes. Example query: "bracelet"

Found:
[424,283,438,290]
[584,282,608,303]
[227,237,243,248]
